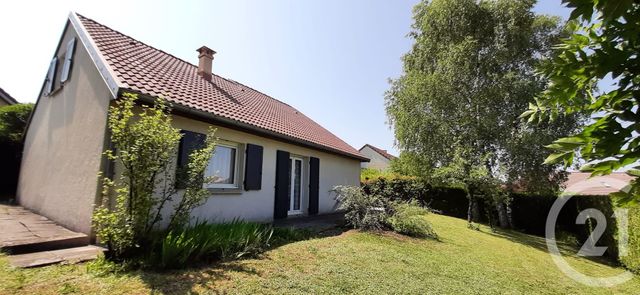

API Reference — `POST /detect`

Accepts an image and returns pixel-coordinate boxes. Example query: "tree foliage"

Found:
[93,93,216,257]
[523,0,640,205]
[0,103,33,144]
[0,103,33,196]
[385,0,581,200]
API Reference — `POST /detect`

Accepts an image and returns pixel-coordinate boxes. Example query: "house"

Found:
[358,144,396,170]
[17,12,368,235]
[563,172,635,196]
[0,87,18,106]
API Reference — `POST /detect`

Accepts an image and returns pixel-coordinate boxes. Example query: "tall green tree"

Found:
[386,0,581,225]
[523,1,640,205]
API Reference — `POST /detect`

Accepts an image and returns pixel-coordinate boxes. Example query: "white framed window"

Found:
[288,156,304,215]
[205,142,239,189]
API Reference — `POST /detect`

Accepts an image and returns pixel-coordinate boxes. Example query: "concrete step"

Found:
[1,232,89,254]
[8,245,107,268]
[0,203,90,254]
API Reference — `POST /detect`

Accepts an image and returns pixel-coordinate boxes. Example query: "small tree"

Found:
[430,151,508,229]
[93,93,216,258]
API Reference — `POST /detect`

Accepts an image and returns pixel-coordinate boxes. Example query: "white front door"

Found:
[288,157,304,215]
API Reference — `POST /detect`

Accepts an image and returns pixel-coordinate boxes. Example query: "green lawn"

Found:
[1,214,639,294]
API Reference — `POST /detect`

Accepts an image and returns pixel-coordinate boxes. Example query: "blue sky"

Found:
[0,0,570,155]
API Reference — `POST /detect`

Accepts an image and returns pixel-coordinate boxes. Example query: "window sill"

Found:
[206,187,243,195]
[46,87,63,97]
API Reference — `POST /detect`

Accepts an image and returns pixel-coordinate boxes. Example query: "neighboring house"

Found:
[563,172,635,195]
[0,87,18,106]
[17,13,368,235]
[359,144,396,171]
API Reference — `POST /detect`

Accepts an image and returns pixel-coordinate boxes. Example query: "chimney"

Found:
[196,46,216,81]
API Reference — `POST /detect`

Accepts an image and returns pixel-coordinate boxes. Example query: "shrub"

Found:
[388,201,438,239]
[362,177,468,218]
[620,206,640,273]
[0,103,33,144]
[92,93,216,258]
[150,220,274,269]
[360,168,397,182]
[332,185,389,230]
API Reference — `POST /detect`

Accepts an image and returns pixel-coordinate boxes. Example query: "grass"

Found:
[1,214,639,294]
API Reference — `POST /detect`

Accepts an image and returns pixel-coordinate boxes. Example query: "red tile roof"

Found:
[75,14,365,161]
[564,172,635,195]
[0,87,18,105]
[359,144,396,161]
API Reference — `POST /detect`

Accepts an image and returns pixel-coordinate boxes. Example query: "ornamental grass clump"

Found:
[151,220,275,269]
[388,201,438,239]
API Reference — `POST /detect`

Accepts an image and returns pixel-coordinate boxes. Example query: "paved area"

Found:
[0,204,88,252]
[274,212,345,231]
[8,245,105,268]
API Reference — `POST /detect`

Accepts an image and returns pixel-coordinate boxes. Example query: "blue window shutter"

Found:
[244,144,263,190]
[274,150,290,219]
[308,157,320,215]
[45,57,58,95]
[176,130,206,189]
[60,38,76,83]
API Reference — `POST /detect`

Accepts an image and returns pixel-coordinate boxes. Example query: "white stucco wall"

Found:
[359,146,391,170]
[166,116,362,223]
[17,23,112,235]
[17,23,361,234]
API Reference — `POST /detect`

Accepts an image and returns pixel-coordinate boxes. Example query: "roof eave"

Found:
[73,11,368,162]
[0,88,18,105]
[68,12,122,98]
[128,90,370,162]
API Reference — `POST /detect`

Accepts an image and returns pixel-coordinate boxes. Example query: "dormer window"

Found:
[60,38,76,84]
[44,37,76,97]
[44,57,57,96]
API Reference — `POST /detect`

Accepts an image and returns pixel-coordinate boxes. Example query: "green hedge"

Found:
[511,194,620,258]
[361,177,639,272]
[361,177,468,219]
[622,207,640,272]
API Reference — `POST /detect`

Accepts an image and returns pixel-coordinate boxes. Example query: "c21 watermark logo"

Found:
[546,178,633,287]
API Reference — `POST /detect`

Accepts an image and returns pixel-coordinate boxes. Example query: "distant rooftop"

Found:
[359,144,397,161]
[0,87,18,105]
[564,172,635,195]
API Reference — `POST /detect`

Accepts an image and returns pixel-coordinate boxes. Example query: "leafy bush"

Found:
[332,185,389,230]
[362,177,469,218]
[360,168,397,182]
[388,201,438,239]
[151,220,274,269]
[620,206,640,273]
[93,93,216,258]
[333,185,438,239]
[0,103,33,144]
